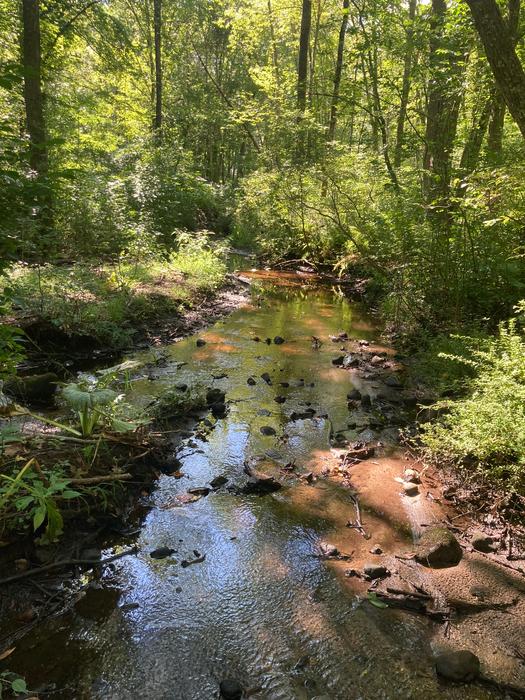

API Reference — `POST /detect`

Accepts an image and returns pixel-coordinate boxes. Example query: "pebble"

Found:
[274,336,285,344]
[260,425,276,436]
[196,339,206,347]
[402,481,419,496]
[403,468,420,483]
[247,377,256,385]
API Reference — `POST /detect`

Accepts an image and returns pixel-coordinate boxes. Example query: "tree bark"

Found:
[153,0,162,140]
[22,0,52,236]
[327,0,349,142]
[486,0,520,159]
[423,0,464,203]
[465,0,525,140]
[394,0,417,167]
[297,0,312,113]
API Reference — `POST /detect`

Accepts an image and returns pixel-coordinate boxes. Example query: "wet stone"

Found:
[332,356,345,366]
[260,425,276,436]
[435,650,480,682]
[247,377,256,385]
[402,481,419,496]
[363,563,389,579]
[347,389,362,401]
[210,475,228,489]
[261,372,272,385]
[415,527,462,568]
[220,679,243,700]
[188,487,210,497]
[403,468,420,483]
[273,336,285,344]
[150,547,176,559]
[369,544,383,555]
[383,374,403,388]
[274,395,286,404]
[360,394,372,408]
[196,338,206,347]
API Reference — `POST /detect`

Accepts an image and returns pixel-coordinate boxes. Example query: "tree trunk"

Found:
[486,0,520,159]
[423,0,464,204]
[327,0,349,142]
[153,0,162,140]
[394,0,417,167]
[456,94,492,193]
[22,0,52,236]
[297,0,312,113]
[465,0,525,140]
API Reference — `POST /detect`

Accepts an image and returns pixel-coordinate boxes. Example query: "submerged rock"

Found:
[150,547,176,559]
[247,377,256,386]
[415,527,462,568]
[347,389,362,401]
[434,650,480,682]
[220,679,243,700]
[242,463,282,494]
[273,336,285,344]
[261,372,272,385]
[210,475,228,489]
[188,487,210,497]
[260,425,276,436]
[196,338,206,347]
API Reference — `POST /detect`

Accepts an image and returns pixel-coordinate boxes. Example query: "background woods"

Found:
[1,0,525,333]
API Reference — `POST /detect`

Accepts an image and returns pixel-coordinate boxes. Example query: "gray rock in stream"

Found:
[414,527,462,568]
[219,679,243,700]
[434,650,480,682]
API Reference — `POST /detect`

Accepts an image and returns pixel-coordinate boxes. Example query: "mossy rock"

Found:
[415,527,462,568]
[4,372,59,406]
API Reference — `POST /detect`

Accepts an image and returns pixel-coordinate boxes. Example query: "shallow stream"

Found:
[6,271,502,699]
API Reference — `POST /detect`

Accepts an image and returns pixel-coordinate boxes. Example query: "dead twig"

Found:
[69,472,132,485]
[0,547,138,586]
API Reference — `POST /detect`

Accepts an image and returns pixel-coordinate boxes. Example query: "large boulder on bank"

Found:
[414,527,462,568]
[435,650,480,682]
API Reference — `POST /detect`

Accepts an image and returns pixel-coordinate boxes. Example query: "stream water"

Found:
[6,271,502,699]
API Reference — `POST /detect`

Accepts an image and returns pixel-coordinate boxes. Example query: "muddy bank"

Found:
[13,275,249,378]
[1,268,524,699]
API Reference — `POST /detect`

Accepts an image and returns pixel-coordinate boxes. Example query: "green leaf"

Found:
[62,383,118,410]
[33,503,47,531]
[367,592,388,609]
[11,678,27,694]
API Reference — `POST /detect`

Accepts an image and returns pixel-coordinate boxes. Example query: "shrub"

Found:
[421,312,525,488]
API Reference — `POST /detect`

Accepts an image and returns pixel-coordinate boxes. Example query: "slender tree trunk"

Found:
[297,0,312,113]
[267,0,281,84]
[465,0,525,140]
[22,0,52,237]
[327,0,349,142]
[486,0,520,159]
[308,0,323,112]
[153,0,162,140]
[394,0,417,167]
[456,95,492,194]
[143,0,156,118]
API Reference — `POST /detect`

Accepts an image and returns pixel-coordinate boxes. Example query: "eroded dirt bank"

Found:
[1,269,524,700]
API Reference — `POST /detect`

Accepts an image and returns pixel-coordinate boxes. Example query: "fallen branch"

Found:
[69,472,132,486]
[0,548,138,586]
[346,494,368,538]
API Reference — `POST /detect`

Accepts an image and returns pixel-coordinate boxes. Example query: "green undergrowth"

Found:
[419,305,525,491]
[3,232,228,349]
